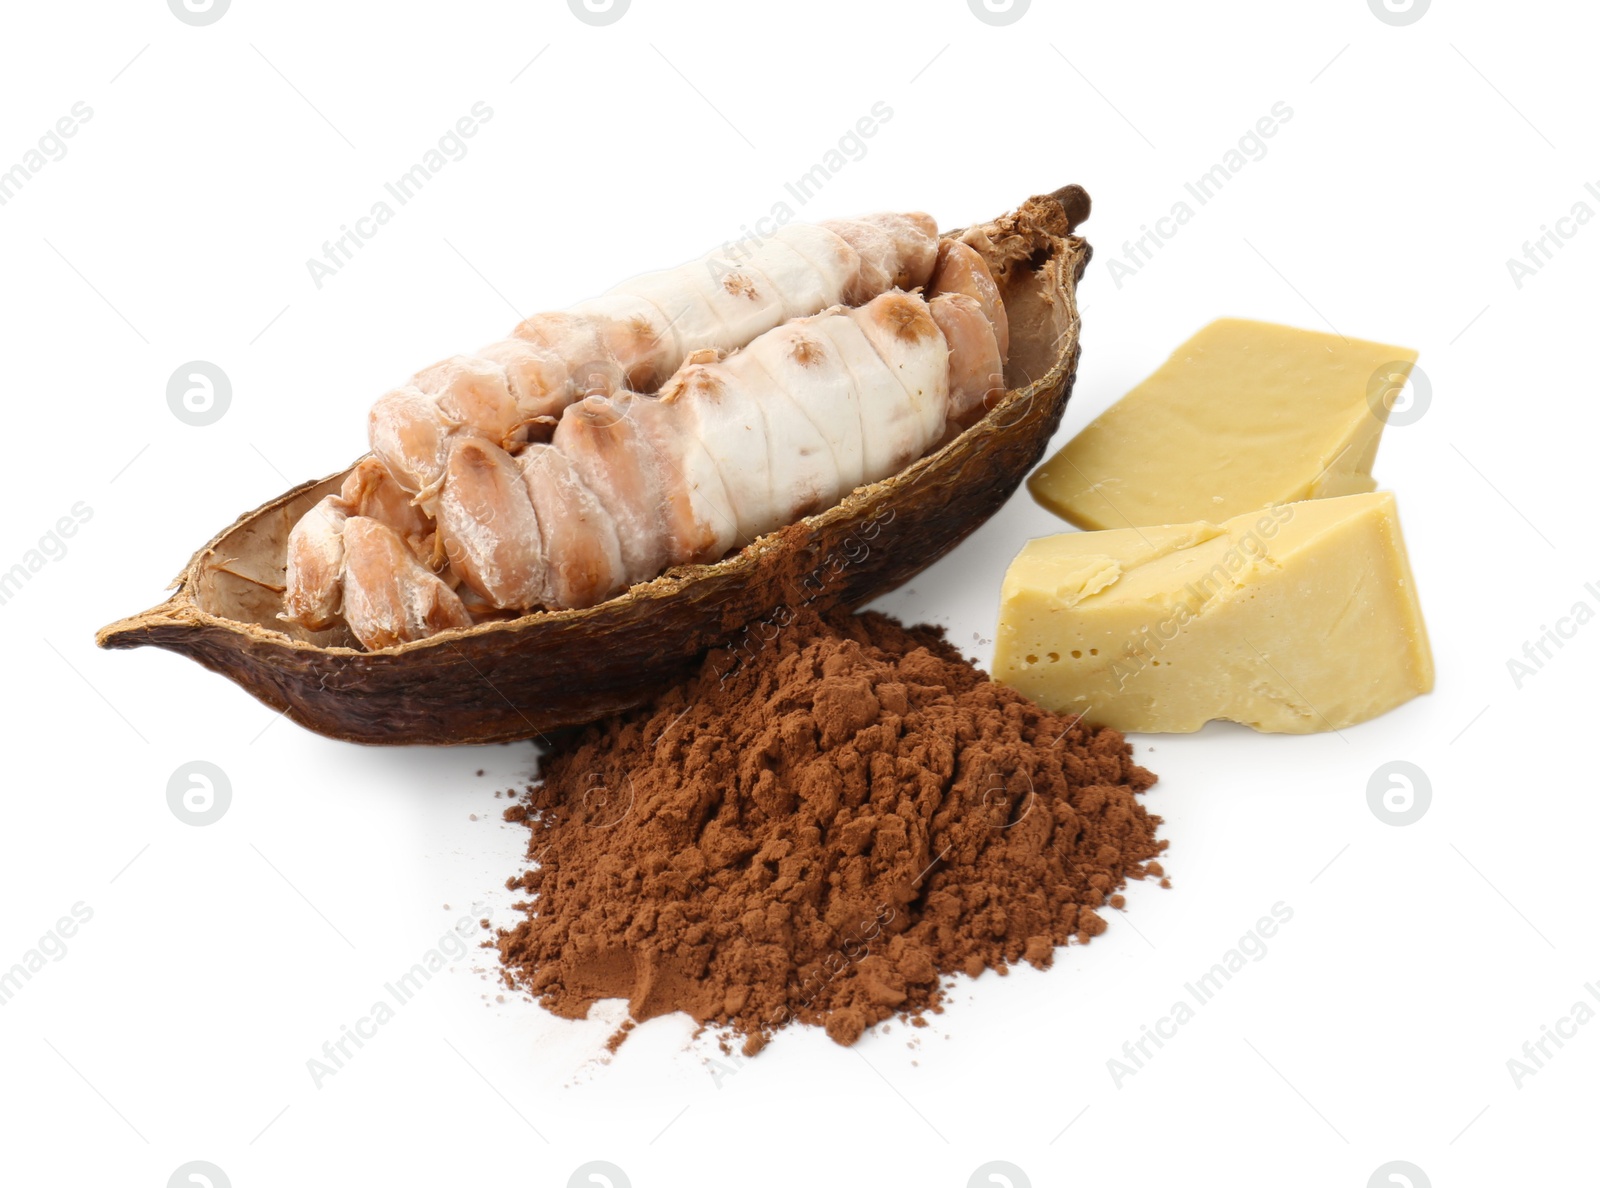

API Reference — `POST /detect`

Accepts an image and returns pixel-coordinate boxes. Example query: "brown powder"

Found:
[497,607,1164,1054]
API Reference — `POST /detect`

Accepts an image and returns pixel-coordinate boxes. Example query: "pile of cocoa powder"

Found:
[497,607,1165,1054]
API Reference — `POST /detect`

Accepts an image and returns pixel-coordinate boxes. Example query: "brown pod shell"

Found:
[96,186,1093,745]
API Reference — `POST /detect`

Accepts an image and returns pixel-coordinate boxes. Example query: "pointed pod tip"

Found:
[96,602,190,650]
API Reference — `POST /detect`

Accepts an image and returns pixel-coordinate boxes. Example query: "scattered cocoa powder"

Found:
[497,607,1165,1054]
[604,1020,635,1053]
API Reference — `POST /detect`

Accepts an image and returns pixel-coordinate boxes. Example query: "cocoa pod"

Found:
[96,186,1092,745]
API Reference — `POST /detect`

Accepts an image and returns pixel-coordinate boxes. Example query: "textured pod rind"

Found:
[97,186,1092,746]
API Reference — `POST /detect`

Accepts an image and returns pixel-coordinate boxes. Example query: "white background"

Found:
[1,0,1594,1184]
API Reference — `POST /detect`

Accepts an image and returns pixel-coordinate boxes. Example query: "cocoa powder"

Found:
[497,608,1164,1054]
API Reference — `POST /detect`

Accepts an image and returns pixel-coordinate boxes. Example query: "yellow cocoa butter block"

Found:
[1028,318,1419,530]
[994,492,1434,734]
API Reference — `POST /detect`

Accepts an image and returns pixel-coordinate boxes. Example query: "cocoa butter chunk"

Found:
[995,492,1434,734]
[1027,318,1419,530]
